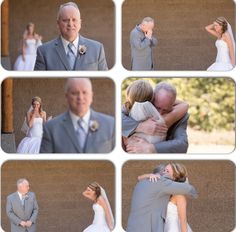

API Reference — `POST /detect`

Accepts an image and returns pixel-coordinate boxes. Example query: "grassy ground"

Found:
[187,128,235,154]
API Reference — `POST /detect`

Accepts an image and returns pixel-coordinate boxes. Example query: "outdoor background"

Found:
[1,160,115,232]
[122,160,235,232]
[122,77,235,153]
[2,77,115,148]
[3,0,115,69]
[122,0,235,70]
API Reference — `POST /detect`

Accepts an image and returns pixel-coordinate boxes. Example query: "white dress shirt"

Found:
[61,35,79,55]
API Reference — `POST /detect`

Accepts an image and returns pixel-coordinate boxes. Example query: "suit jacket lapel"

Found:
[61,112,83,153]
[74,35,87,70]
[54,37,71,70]
[14,192,25,211]
[84,110,98,152]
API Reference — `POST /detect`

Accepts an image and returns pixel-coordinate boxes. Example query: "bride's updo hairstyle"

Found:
[170,162,188,183]
[124,80,153,113]
[31,96,43,113]
[88,182,101,201]
[215,17,228,34]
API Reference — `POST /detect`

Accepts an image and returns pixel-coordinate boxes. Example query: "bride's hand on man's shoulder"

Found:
[149,173,160,182]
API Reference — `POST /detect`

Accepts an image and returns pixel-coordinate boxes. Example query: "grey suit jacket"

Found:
[34,35,108,70]
[122,111,189,153]
[6,192,39,232]
[126,177,197,232]
[40,110,115,153]
[130,25,157,70]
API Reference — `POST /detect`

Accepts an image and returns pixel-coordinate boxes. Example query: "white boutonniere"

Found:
[89,120,99,132]
[79,45,87,55]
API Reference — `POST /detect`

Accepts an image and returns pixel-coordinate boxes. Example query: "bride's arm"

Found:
[98,197,114,231]
[26,111,35,128]
[223,33,235,66]
[176,195,188,232]
[205,23,219,38]
[162,100,188,128]
[138,173,160,182]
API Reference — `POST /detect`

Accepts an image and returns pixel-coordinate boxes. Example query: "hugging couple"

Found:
[126,162,198,232]
[122,79,189,153]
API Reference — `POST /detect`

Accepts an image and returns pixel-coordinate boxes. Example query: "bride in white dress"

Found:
[17,96,51,153]
[14,22,42,71]
[82,182,114,232]
[138,163,193,232]
[122,80,188,152]
[205,17,235,71]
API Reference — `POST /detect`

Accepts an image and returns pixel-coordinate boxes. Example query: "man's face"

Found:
[18,181,29,195]
[57,6,81,42]
[141,21,154,33]
[65,79,93,117]
[163,164,174,179]
[152,89,174,115]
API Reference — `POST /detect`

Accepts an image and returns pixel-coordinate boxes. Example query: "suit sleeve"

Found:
[40,123,54,153]
[29,193,39,223]
[150,36,158,47]
[6,196,22,226]
[161,178,198,198]
[122,111,139,137]
[98,44,108,70]
[154,116,188,153]
[130,30,153,50]
[34,46,46,70]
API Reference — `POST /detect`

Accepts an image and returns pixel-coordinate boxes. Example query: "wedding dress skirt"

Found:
[207,39,234,71]
[14,38,42,71]
[129,101,166,143]
[164,202,192,232]
[16,117,43,153]
[83,203,111,232]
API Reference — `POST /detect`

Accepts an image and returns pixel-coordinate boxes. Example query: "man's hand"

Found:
[126,136,156,153]
[20,221,26,227]
[145,29,153,39]
[25,221,33,227]
[136,118,168,136]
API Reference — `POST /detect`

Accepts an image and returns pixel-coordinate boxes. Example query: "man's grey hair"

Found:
[154,81,177,99]
[17,178,29,187]
[141,17,154,24]
[152,164,166,175]
[57,2,80,20]
[64,78,92,93]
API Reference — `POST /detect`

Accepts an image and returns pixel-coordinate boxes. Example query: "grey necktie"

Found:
[77,119,87,149]
[67,43,76,70]
[21,196,25,209]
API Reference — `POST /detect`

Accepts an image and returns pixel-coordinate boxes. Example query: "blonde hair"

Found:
[215,17,228,34]
[31,96,43,114]
[169,162,188,182]
[124,80,153,112]
[88,182,101,201]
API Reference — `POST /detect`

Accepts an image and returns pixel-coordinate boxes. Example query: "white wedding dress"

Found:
[16,117,43,153]
[83,203,111,232]
[164,202,192,232]
[129,101,166,143]
[207,39,233,71]
[14,38,42,71]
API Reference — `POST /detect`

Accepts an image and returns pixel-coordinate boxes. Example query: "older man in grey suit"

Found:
[40,78,115,153]
[130,17,157,70]
[122,82,189,153]
[6,179,39,232]
[34,2,108,70]
[126,163,197,232]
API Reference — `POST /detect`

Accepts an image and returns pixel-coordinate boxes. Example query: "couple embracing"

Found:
[126,162,198,232]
